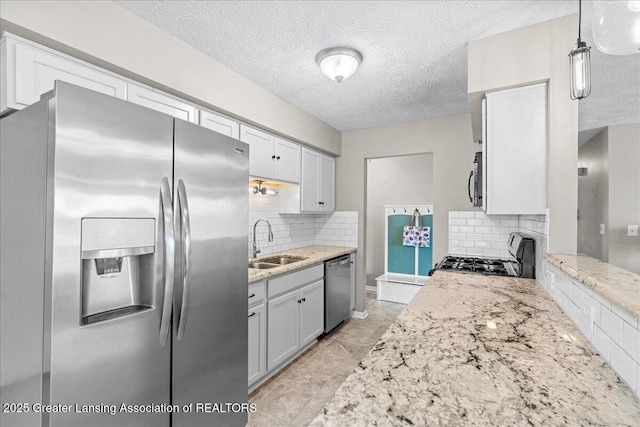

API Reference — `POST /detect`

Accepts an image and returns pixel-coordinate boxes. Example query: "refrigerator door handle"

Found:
[176,179,192,341]
[159,177,175,346]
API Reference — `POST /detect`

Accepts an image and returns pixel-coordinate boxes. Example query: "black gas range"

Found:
[430,232,536,279]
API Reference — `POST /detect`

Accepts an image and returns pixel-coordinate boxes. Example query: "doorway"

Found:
[365,153,434,289]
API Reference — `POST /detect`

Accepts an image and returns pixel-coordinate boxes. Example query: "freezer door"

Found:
[46,82,173,427]
[172,119,249,427]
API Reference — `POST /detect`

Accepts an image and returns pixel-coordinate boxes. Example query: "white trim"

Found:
[365,285,377,292]
[351,310,368,320]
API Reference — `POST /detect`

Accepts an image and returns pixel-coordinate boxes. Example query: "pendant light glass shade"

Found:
[592,1,640,55]
[569,0,592,100]
[569,41,592,99]
[316,47,363,83]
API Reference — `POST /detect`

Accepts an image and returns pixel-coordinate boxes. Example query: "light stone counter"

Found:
[311,271,640,426]
[544,253,640,321]
[248,245,356,284]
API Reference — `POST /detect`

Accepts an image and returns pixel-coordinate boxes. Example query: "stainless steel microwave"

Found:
[468,151,483,207]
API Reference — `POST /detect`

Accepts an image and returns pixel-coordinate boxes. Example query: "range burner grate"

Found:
[432,256,515,277]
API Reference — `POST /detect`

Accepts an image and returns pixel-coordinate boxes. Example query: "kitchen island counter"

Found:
[311,271,640,426]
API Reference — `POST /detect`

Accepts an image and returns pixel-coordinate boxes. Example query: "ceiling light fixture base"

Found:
[315,47,363,83]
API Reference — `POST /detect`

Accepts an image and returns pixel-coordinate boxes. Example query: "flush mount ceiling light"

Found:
[315,47,363,83]
[569,0,592,100]
[592,0,640,55]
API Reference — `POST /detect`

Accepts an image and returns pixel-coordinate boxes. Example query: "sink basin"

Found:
[260,256,306,265]
[248,262,279,270]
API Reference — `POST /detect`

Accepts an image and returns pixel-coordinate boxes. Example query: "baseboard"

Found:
[351,310,368,320]
[365,285,377,292]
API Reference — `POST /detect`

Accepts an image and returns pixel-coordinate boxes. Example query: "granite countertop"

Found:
[248,245,357,284]
[544,253,640,321]
[311,271,640,426]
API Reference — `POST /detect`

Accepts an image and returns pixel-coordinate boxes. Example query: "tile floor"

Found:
[247,292,406,426]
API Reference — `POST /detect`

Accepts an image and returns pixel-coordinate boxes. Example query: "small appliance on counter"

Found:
[430,232,536,279]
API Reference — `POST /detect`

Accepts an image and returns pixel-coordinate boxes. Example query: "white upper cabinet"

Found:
[319,154,335,212]
[274,137,301,183]
[484,83,547,215]
[240,125,300,183]
[241,125,274,179]
[301,147,335,213]
[199,110,239,139]
[1,34,126,114]
[127,83,198,123]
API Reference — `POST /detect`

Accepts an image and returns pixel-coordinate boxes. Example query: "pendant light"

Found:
[569,0,592,100]
[592,1,640,55]
[316,47,363,83]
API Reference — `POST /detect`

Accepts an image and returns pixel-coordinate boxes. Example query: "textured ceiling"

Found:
[116,1,639,135]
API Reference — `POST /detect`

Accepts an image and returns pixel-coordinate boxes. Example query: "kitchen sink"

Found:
[248,262,279,269]
[259,256,306,265]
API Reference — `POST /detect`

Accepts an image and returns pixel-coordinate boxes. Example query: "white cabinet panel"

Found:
[274,137,301,183]
[267,290,300,371]
[248,303,266,386]
[485,83,547,214]
[300,147,335,213]
[319,155,335,212]
[127,83,197,123]
[240,128,301,183]
[1,36,126,113]
[199,110,239,139]
[299,280,324,348]
[241,125,274,179]
[301,148,320,212]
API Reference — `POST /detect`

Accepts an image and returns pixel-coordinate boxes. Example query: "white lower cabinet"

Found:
[267,279,324,371]
[299,280,324,348]
[267,290,301,370]
[247,303,266,387]
[247,282,266,387]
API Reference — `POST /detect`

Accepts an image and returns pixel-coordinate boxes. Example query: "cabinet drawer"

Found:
[268,264,324,298]
[248,281,266,307]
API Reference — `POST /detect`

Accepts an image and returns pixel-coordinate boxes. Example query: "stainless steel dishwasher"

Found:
[324,255,352,333]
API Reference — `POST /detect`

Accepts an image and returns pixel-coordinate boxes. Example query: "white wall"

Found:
[338,114,479,312]
[578,129,609,262]
[608,123,640,274]
[577,124,640,274]
[0,1,341,155]
[467,14,579,254]
[365,154,434,286]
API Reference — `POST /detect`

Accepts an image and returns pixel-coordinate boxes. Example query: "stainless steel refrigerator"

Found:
[0,81,249,427]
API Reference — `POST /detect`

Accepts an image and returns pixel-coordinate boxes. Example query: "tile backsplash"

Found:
[448,210,549,278]
[249,193,357,258]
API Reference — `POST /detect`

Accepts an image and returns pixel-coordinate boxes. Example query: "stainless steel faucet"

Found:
[252,218,274,258]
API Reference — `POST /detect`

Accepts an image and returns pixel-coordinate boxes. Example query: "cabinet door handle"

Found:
[302,297,306,302]
[272,155,276,159]
[297,299,302,304]
[276,156,280,160]
[248,312,256,318]
[248,293,255,299]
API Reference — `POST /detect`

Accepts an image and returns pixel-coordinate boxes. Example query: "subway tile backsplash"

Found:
[449,211,549,259]
[448,210,549,279]
[248,192,357,258]
[541,260,640,398]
